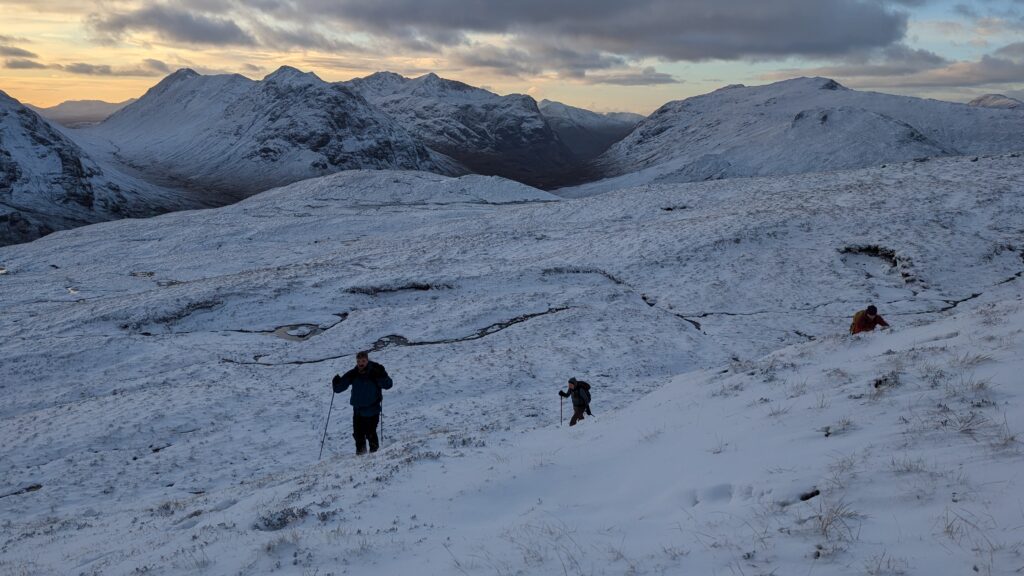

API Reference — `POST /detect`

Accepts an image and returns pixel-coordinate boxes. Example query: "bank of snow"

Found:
[1,157,1023,575]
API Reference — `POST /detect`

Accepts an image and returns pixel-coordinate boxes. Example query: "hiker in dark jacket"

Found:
[332,351,393,454]
[850,304,890,335]
[559,377,592,426]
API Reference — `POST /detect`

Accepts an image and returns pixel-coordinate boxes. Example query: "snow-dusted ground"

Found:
[1,156,1023,575]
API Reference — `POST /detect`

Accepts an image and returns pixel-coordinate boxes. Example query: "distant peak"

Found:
[0,89,20,108]
[360,71,410,86]
[768,77,847,92]
[368,71,407,80]
[538,99,565,110]
[149,68,200,93]
[819,78,844,90]
[167,68,199,80]
[968,94,1022,109]
[414,72,456,87]
[411,72,480,94]
[264,66,321,84]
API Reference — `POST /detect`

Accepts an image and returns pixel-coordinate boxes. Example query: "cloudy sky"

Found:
[2,0,1023,112]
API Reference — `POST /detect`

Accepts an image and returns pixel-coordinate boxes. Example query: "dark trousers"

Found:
[353,412,380,454]
[569,406,586,426]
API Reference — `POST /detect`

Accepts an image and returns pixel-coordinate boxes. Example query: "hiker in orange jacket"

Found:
[850,305,890,335]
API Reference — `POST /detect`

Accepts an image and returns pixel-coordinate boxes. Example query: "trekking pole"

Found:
[318,391,335,461]
[560,396,563,426]
[380,402,385,447]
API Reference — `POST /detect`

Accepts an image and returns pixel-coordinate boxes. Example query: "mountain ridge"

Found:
[0,89,200,245]
[565,76,1024,196]
[343,71,579,188]
[80,66,449,202]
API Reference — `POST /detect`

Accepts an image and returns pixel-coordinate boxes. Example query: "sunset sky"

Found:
[1,0,1023,113]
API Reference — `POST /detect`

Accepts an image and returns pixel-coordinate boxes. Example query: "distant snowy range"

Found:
[2,69,1024,576]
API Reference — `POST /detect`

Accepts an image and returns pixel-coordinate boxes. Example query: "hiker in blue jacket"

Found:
[332,351,393,454]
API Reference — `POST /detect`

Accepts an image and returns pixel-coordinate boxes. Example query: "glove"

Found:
[332,374,342,387]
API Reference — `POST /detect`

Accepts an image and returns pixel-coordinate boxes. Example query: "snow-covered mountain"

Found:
[79,67,450,201]
[2,152,1023,574]
[968,93,1023,110]
[27,98,136,128]
[569,77,1024,196]
[0,90,198,245]
[539,99,644,161]
[344,72,576,188]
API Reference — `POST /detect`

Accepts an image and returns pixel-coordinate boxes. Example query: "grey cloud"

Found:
[60,59,172,76]
[87,4,256,46]
[251,22,372,52]
[453,46,541,77]
[952,1,1024,30]
[72,0,913,82]
[897,54,1024,87]
[452,43,624,78]
[817,54,1024,88]
[239,0,293,11]
[62,63,117,74]
[143,58,171,73]
[953,3,979,18]
[771,44,950,78]
[582,67,681,85]
[0,45,37,58]
[365,27,468,54]
[994,42,1024,59]
[539,45,625,78]
[303,56,436,76]
[179,0,234,12]
[309,0,908,61]
[5,58,48,69]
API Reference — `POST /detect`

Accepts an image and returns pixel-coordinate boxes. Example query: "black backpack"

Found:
[577,382,592,406]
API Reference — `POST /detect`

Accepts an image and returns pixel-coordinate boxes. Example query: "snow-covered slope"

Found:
[538,98,644,162]
[1,152,1023,574]
[345,72,576,188]
[79,67,449,202]
[251,169,558,207]
[27,99,136,128]
[0,90,200,246]
[569,77,1024,196]
[968,94,1023,110]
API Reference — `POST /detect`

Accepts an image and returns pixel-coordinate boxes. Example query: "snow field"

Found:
[0,156,1022,574]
